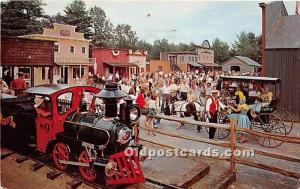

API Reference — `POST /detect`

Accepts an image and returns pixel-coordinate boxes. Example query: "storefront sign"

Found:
[60,30,70,36]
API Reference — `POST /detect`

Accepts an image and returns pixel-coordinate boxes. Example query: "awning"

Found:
[198,62,221,67]
[55,62,92,66]
[187,62,203,67]
[104,62,138,67]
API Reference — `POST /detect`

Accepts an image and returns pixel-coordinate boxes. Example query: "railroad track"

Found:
[1,147,181,189]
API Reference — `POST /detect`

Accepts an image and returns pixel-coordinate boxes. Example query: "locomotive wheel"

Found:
[52,143,70,170]
[251,113,286,148]
[204,112,230,139]
[78,150,97,182]
[272,107,293,134]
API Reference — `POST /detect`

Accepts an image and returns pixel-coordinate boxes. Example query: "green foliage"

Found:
[90,6,114,47]
[212,38,230,64]
[64,0,92,38]
[231,31,261,63]
[113,24,138,49]
[1,0,44,36]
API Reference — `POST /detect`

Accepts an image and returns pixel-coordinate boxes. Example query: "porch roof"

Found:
[103,62,138,67]
[187,62,203,67]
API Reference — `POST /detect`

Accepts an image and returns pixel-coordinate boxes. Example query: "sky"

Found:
[43,0,297,45]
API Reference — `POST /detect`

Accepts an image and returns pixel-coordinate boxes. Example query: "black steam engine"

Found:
[54,83,143,183]
[1,83,144,185]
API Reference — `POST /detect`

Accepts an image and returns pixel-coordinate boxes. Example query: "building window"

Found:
[141,68,144,73]
[158,66,163,71]
[188,56,191,62]
[195,57,198,62]
[192,57,195,62]
[180,57,184,62]
[82,47,86,54]
[70,46,75,53]
[54,45,59,52]
[73,67,84,78]
[41,67,46,80]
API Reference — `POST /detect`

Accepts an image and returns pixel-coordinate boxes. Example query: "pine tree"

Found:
[64,0,92,39]
[1,0,44,36]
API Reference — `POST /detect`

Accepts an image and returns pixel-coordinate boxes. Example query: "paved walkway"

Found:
[139,115,300,189]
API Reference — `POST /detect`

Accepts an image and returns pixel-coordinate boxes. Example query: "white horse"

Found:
[168,97,206,121]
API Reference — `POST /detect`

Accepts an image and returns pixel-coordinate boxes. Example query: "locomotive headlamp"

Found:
[117,127,132,145]
[129,106,140,123]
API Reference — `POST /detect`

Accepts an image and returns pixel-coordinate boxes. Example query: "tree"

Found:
[151,39,172,59]
[64,0,92,38]
[1,0,44,36]
[51,13,66,24]
[89,6,114,47]
[231,31,261,63]
[212,38,230,64]
[113,24,138,50]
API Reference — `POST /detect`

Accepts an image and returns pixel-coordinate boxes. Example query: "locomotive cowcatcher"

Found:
[0,83,145,185]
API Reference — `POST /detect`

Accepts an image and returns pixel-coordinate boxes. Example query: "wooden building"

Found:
[92,47,138,80]
[260,1,300,121]
[20,23,95,85]
[149,60,172,73]
[1,36,55,86]
[160,40,220,73]
[222,56,261,73]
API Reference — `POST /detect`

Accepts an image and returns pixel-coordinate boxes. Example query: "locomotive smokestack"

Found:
[95,82,126,118]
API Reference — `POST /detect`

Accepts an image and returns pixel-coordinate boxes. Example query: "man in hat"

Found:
[34,95,52,118]
[206,89,226,139]
[11,72,27,96]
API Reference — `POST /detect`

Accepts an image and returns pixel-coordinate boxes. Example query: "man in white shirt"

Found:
[161,82,171,114]
[180,79,189,101]
[115,71,120,82]
[206,90,226,139]
[169,80,178,101]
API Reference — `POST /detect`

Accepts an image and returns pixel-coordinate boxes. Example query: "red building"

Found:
[92,47,138,80]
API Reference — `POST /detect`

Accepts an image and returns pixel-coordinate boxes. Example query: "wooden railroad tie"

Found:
[31,162,44,172]
[16,156,29,164]
[67,179,82,189]
[47,170,62,180]
[1,152,15,160]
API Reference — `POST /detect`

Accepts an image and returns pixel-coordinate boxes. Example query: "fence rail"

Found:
[138,114,300,180]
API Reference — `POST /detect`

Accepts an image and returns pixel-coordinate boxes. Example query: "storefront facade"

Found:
[1,36,54,87]
[20,23,95,84]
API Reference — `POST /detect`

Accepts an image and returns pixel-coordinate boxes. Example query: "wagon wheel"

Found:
[251,113,286,148]
[220,89,230,104]
[52,143,70,170]
[204,112,230,139]
[78,150,97,181]
[272,107,293,134]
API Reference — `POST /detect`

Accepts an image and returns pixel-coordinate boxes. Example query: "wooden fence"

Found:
[137,114,300,180]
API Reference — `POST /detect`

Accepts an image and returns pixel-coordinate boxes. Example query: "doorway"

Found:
[60,67,68,84]
[231,66,241,72]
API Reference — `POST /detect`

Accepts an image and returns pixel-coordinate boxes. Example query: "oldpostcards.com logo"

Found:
[125,147,255,159]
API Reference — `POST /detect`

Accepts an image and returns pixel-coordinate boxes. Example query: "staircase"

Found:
[171,63,182,72]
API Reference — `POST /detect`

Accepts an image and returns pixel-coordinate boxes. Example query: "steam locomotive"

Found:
[1,83,144,185]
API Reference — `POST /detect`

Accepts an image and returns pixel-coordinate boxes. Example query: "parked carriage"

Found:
[1,83,145,185]
[212,76,294,148]
[167,76,293,148]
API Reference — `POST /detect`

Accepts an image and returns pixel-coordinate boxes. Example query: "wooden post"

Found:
[113,66,115,82]
[230,118,237,174]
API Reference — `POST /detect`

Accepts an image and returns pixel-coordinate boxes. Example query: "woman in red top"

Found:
[136,88,146,109]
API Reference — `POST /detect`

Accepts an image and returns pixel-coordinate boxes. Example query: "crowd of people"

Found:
[1,69,271,143]
[87,69,269,142]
